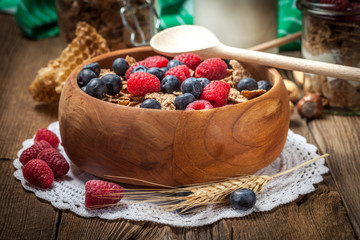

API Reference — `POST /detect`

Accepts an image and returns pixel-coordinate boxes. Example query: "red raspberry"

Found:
[85,180,124,209]
[125,56,169,80]
[127,72,161,96]
[195,58,227,81]
[164,65,191,85]
[23,159,54,188]
[143,55,169,68]
[34,128,60,148]
[37,148,69,178]
[174,53,202,70]
[320,0,350,11]
[20,140,53,165]
[200,81,231,107]
[185,100,214,110]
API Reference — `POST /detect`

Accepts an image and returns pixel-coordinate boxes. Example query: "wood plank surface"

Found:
[309,115,360,236]
[0,13,359,240]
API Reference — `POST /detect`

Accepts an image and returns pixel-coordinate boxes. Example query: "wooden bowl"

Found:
[59,46,290,187]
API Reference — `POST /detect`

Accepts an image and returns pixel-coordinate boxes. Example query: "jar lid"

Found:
[296,0,360,21]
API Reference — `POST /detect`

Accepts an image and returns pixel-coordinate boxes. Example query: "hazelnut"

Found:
[297,94,323,119]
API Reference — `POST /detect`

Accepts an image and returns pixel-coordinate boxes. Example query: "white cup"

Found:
[194,0,278,52]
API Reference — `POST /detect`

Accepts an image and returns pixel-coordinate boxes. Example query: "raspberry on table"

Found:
[22,159,54,188]
[143,55,169,68]
[37,148,70,178]
[174,53,202,70]
[85,180,124,209]
[185,100,214,110]
[200,81,231,107]
[20,140,53,165]
[127,72,161,96]
[195,57,227,81]
[164,65,191,85]
[34,128,60,148]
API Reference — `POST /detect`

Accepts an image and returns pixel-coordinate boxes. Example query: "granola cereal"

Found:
[84,56,271,110]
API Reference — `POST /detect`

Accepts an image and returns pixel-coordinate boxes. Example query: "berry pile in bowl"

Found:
[77,50,273,111]
[59,46,290,187]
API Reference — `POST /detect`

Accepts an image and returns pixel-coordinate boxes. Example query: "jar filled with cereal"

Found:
[297,0,360,112]
[55,0,159,50]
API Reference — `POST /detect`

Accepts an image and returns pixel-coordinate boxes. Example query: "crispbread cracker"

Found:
[29,22,110,102]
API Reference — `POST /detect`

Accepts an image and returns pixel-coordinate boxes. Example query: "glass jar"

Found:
[297,0,360,112]
[55,0,159,50]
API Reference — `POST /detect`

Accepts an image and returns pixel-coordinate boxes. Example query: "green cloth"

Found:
[0,0,59,39]
[157,0,193,30]
[278,0,302,51]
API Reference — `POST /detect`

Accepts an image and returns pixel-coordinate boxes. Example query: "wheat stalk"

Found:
[104,154,329,213]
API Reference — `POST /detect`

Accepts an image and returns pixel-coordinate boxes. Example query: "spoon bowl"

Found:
[151,25,360,82]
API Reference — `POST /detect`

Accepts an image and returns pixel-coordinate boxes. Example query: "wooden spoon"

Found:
[150,25,360,82]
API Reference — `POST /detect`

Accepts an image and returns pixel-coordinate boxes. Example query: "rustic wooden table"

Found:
[1,13,359,239]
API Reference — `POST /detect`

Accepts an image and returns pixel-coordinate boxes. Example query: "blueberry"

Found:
[174,93,196,110]
[85,78,108,99]
[181,77,203,99]
[140,99,161,109]
[80,86,86,92]
[147,67,165,80]
[83,62,101,77]
[257,80,272,91]
[167,59,184,69]
[131,65,149,74]
[161,67,168,73]
[101,74,122,95]
[230,188,256,211]
[77,69,97,87]
[197,77,210,89]
[112,58,129,76]
[161,75,180,93]
[237,77,258,92]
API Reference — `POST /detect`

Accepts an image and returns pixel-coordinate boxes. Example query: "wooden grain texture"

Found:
[0,13,358,240]
[309,115,360,237]
[0,14,62,240]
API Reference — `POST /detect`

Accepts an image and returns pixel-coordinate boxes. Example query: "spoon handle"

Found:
[212,44,360,82]
[249,31,301,52]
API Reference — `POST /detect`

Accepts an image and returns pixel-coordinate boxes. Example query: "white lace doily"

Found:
[13,121,328,227]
